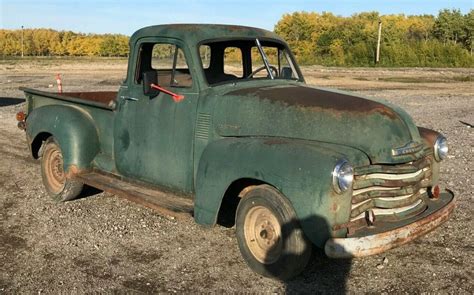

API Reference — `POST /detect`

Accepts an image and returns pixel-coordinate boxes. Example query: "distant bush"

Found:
[275,9,474,67]
[0,29,129,57]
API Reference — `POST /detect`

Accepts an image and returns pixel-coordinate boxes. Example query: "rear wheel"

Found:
[236,185,311,280]
[40,138,83,202]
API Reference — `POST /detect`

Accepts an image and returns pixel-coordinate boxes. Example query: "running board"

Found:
[75,171,194,219]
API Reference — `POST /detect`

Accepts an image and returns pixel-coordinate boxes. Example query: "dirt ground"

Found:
[1,58,473,293]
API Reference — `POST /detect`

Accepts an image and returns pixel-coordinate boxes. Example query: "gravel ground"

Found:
[1,59,473,293]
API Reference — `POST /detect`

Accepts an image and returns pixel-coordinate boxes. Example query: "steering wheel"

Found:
[247,65,278,79]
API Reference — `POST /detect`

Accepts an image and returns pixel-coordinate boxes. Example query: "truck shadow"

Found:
[76,184,103,200]
[266,215,352,293]
[284,249,352,294]
[0,97,25,107]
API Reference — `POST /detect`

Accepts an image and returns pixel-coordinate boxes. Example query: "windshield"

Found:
[199,39,301,85]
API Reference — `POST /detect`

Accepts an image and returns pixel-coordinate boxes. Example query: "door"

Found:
[114,38,199,194]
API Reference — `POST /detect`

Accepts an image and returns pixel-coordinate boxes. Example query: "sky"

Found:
[1,0,472,35]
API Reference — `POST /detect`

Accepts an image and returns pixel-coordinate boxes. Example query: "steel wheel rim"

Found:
[45,147,65,193]
[244,205,282,264]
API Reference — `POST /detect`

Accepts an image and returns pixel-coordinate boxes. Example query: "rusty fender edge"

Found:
[325,191,455,258]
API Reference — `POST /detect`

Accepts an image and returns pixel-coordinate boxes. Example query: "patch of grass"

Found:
[451,75,472,82]
[378,77,440,83]
[379,75,473,83]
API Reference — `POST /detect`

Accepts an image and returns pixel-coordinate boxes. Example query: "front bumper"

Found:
[325,190,455,258]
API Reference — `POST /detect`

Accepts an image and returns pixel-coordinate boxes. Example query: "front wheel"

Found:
[235,185,311,280]
[40,137,83,202]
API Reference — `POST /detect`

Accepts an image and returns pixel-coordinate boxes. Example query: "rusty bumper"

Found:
[325,191,455,258]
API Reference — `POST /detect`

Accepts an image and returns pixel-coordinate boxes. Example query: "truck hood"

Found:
[212,83,424,164]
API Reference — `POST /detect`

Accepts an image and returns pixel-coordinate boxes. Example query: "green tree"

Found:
[464,10,474,55]
[434,9,465,44]
[329,39,345,65]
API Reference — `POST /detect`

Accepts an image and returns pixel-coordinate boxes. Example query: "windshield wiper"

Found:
[255,38,274,80]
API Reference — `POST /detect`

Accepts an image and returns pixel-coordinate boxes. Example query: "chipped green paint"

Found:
[21,24,452,253]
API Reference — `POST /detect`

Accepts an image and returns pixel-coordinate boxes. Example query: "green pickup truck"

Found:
[18,24,454,279]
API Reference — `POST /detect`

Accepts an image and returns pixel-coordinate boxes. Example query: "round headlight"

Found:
[434,135,448,161]
[332,159,354,194]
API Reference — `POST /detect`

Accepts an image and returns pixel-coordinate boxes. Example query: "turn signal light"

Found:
[430,185,440,199]
[16,111,26,122]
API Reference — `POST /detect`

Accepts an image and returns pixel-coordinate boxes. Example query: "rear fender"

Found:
[26,105,100,173]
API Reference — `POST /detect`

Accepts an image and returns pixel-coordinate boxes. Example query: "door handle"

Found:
[121,96,138,101]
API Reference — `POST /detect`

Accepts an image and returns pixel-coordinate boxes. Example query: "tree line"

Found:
[0,29,129,57]
[1,9,473,67]
[275,9,474,67]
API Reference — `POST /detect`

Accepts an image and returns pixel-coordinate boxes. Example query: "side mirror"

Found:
[143,70,160,98]
[281,67,293,79]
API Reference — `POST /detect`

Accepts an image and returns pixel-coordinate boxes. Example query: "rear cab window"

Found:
[136,42,193,88]
[224,47,244,78]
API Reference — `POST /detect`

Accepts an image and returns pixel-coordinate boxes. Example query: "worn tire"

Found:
[40,137,83,202]
[235,185,311,280]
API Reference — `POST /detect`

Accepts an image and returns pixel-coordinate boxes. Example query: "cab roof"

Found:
[130,24,284,45]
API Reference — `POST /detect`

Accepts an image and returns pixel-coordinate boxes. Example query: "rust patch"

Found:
[65,164,87,179]
[75,171,194,220]
[326,193,455,258]
[238,185,258,198]
[59,91,117,105]
[418,127,440,146]
[228,85,398,119]
[262,138,289,145]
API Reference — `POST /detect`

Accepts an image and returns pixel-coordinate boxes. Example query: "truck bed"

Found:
[20,87,117,110]
[58,91,117,106]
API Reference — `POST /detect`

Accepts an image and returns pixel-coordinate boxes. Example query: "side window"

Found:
[136,43,192,88]
[278,48,298,79]
[249,46,298,79]
[224,47,243,78]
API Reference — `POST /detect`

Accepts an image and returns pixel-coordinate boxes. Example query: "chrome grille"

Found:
[350,157,432,224]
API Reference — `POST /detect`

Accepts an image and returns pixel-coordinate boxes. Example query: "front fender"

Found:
[194,137,369,247]
[26,104,100,172]
[418,126,441,186]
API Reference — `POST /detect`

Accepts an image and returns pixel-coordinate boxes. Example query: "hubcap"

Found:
[244,205,282,264]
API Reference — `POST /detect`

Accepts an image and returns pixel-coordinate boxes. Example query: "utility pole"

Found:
[21,26,24,57]
[375,20,382,64]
